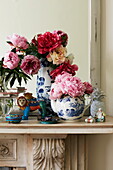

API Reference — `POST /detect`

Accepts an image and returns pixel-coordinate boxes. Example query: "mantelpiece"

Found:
[0,116,113,170]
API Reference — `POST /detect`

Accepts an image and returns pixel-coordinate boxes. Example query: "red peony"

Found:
[50,61,78,79]
[37,32,62,54]
[83,82,93,94]
[53,30,68,47]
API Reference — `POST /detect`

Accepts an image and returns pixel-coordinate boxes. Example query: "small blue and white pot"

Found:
[51,96,89,122]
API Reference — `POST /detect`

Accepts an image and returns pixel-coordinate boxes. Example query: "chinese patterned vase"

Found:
[51,96,89,122]
[36,59,53,114]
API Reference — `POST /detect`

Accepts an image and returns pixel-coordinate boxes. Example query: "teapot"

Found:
[51,96,90,122]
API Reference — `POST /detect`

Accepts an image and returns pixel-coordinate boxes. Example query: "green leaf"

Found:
[5,72,13,82]
[17,75,22,86]
[11,48,16,53]
[18,55,24,59]
[23,73,31,79]
[10,74,16,87]
[23,77,27,84]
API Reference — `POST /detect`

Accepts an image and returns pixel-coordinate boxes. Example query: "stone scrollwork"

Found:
[0,144,9,156]
[33,138,65,170]
[0,140,16,160]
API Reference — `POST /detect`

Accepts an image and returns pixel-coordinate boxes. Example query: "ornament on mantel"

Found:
[85,116,95,123]
[17,92,41,120]
[90,88,105,117]
[95,108,106,122]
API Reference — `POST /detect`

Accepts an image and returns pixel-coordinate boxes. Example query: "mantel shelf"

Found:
[0,116,113,135]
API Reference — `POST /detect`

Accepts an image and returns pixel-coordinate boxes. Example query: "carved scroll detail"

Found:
[0,144,9,156]
[33,138,65,170]
[0,139,16,160]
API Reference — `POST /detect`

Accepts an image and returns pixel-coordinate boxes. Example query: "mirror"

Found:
[0,0,100,96]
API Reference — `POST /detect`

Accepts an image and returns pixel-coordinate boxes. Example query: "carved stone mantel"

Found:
[0,116,113,169]
[33,135,67,170]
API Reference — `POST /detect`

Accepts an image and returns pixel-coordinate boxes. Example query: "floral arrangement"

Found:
[0,30,78,88]
[49,72,93,100]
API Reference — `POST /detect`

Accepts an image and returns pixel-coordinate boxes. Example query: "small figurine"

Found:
[17,92,41,120]
[38,100,58,124]
[85,116,95,123]
[95,108,106,122]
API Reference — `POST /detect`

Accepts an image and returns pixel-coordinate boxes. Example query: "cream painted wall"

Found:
[0,0,89,96]
[88,1,113,170]
[101,0,113,116]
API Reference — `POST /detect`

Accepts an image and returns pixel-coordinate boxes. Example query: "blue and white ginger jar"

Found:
[51,96,88,121]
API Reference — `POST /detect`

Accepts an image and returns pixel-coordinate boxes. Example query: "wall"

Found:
[88,1,113,170]
[101,0,113,116]
[0,0,89,96]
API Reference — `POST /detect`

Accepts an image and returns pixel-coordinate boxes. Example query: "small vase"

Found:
[90,88,105,117]
[51,96,89,122]
[0,98,13,122]
[90,100,105,117]
[36,59,53,115]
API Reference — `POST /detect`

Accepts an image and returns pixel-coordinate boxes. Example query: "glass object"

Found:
[0,91,19,122]
[0,97,13,122]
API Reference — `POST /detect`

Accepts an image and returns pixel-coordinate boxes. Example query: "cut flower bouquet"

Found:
[0,30,78,89]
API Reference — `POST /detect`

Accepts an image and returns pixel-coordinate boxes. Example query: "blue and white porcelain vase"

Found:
[51,96,89,122]
[36,59,53,114]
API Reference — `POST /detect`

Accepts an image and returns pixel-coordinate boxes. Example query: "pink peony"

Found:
[50,61,78,79]
[20,55,40,75]
[57,73,85,97]
[37,32,61,54]
[3,51,20,69]
[7,34,29,49]
[49,83,63,100]
[49,72,86,100]
[83,82,93,94]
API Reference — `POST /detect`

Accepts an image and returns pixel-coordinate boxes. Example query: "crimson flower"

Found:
[37,32,61,54]
[50,61,78,79]
[53,30,68,47]
[83,82,93,94]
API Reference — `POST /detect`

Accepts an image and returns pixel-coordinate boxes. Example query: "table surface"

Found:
[0,116,113,134]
